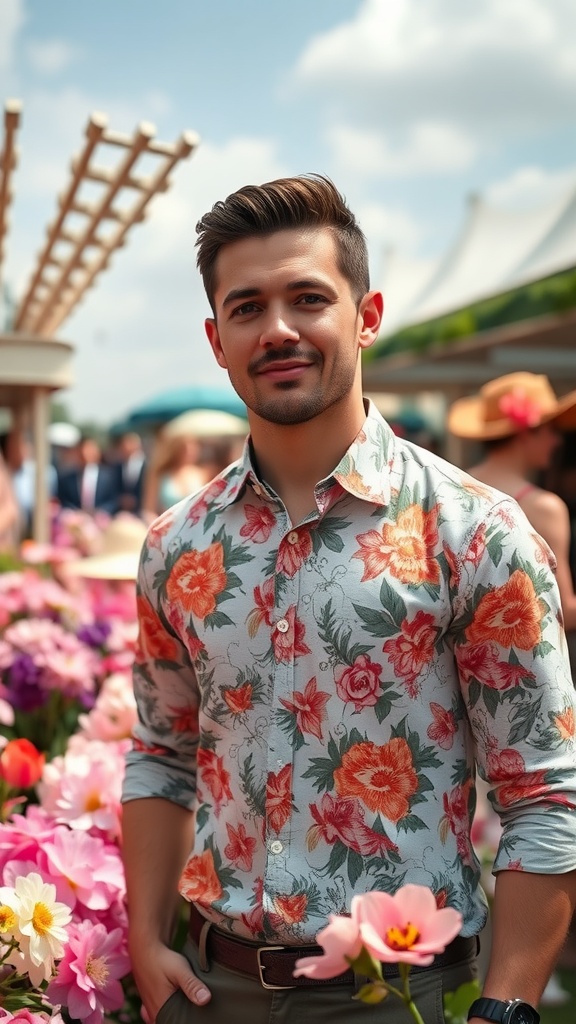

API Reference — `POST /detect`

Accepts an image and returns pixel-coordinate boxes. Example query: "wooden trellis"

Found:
[0,99,22,289]
[13,112,199,337]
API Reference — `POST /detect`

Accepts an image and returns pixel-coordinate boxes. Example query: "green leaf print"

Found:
[507,695,543,745]
[379,577,407,628]
[311,516,350,555]
[317,598,372,666]
[239,753,266,816]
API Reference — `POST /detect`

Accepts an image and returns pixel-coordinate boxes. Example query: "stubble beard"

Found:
[245,364,356,426]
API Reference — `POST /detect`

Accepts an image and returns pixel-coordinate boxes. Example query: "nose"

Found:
[258,307,299,348]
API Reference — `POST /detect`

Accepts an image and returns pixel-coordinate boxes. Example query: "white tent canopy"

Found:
[381,179,576,336]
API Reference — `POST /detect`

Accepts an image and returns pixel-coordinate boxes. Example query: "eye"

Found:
[230,301,261,318]
[297,293,327,306]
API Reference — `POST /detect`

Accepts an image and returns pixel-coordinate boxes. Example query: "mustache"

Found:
[249,348,322,374]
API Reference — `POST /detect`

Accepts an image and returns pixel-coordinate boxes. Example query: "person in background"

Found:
[448,373,576,636]
[141,432,213,519]
[122,175,576,1024]
[0,446,19,554]
[57,435,120,515]
[111,431,147,516]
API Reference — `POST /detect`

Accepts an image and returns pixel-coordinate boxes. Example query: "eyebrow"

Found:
[222,278,337,308]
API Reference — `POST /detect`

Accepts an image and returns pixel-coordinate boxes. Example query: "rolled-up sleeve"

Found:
[122,533,200,809]
[452,498,576,874]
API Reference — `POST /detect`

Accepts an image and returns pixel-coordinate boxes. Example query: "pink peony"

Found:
[46,919,130,1024]
[37,737,128,838]
[294,884,462,979]
[77,673,137,742]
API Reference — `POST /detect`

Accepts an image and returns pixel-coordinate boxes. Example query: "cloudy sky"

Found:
[1,0,575,425]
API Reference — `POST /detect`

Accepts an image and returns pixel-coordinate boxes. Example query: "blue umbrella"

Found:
[119,385,247,429]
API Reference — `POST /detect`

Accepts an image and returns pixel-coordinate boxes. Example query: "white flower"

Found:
[10,872,72,968]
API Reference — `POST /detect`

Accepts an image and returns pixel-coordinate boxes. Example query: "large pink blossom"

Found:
[46,919,130,1024]
[39,825,126,911]
[77,673,137,742]
[294,885,462,980]
[38,737,128,838]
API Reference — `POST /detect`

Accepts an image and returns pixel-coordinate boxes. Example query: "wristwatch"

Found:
[467,997,540,1024]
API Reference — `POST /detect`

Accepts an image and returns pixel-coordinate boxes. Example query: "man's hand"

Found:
[131,941,211,1023]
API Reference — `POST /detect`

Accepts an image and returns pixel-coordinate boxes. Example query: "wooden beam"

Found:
[0,99,23,288]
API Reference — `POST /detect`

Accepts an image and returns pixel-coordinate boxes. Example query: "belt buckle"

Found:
[256,946,295,990]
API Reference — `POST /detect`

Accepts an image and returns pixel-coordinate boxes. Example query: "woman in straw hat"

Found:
[449,371,576,1006]
[448,372,576,633]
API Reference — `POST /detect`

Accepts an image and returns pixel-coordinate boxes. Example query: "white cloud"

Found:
[328,121,476,177]
[292,0,576,142]
[26,38,78,74]
[486,165,576,208]
[0,0,25,72]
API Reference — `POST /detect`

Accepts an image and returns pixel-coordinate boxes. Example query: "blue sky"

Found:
[1,0,575,424]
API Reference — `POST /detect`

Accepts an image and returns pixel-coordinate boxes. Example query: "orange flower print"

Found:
[353,504,440,585]
[273,893,308,925]
[197,748,233,814]
[266,764,293,833]
[554,706,575,740]
[279,676,330,740]
[223,684,253,715]
[276,529,313,578]
[180,849,223,905]
[272,606,312,663]
[466,570,543,650]
[166,543,227,620]
[334,737,418,821]
[224,822,257,872]
[383,611,436,697]
[136,595,179,662]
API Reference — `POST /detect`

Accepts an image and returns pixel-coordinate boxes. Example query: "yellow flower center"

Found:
[32,901,54,935]
[86,954,109,986]
[84,792,103,812]
[385,922,420,950]
[0,904,17,932]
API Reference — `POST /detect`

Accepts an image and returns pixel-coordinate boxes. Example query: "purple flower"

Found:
[76,621,112,649]
[6,654,46,712]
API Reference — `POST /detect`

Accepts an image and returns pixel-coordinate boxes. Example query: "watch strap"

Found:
[468,997,508,1022]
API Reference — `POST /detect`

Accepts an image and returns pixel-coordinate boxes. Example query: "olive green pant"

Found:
[156,934,479,1024]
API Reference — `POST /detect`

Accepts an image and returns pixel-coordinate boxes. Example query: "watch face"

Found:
[508,1005,539,1024]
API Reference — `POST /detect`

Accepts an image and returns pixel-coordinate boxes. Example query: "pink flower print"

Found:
[335,655,382,711]
[239,504,276,542]
[279,676,330,740]
[427,702,457,750]
[223,822,258,872]
[276,529,313,577]
[272,606,311,663]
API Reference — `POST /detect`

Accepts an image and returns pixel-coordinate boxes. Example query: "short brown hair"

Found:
[195,174,370,312]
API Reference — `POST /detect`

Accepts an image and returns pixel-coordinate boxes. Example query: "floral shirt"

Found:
[123,402,576,943]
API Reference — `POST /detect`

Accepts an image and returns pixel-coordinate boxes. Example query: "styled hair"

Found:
[195,174,370,312]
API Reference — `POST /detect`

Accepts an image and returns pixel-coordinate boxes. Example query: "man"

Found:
[111,430,147,515]
[57,434,120,515]
[122,175,576,1024]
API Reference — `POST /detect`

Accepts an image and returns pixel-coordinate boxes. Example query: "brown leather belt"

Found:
[188,903,478,990]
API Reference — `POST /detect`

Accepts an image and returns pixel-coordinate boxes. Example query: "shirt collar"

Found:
[211,399,396,512]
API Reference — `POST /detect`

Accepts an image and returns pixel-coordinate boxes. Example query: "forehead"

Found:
[212,227,344,304]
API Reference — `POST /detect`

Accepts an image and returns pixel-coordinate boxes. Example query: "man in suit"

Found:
[111,431,146,515]
[57,435,120,515]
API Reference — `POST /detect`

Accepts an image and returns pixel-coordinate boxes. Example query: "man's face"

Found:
[205,228,382,427]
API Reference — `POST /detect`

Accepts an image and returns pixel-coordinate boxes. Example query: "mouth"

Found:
[256,360,315,382]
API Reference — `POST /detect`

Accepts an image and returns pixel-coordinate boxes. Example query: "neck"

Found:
[250,396,367,525]
[471,442,533,491]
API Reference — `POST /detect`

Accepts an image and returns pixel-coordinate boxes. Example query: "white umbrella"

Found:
[163,409,249,439]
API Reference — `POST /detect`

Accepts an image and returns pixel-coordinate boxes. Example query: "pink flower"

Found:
[38,737,127,838]
[40,825,125,911]
[77,673,137,742]
[335,655,382,711]
[46,919,130,1024]
[498,389,541,430]
[294,885,462,980]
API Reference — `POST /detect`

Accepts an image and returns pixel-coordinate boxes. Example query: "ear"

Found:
[357,290,384,351]
[205,318,228,369]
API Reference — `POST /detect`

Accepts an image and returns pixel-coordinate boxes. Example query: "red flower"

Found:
[279,676,330,740]
[383,611,437,697]
[224,822,257,871]
[167,703,199,734]
[0,739,45,789]
[441,781,473,862]
[272,606,311,663]
[427,703,457,750]
[186,478,227,525]
[166,543,227,620]
[197,748,233,814]
[498,389,541,430]
[136,594,179,663]
[487,748,551,807]
[223,684,253,715]
[464,524,486,566]
[276,530,313,577]
[456,642,535,691]
[307,792,398,857]
[335,655,382,711]
[239,504,276,542]
[266,764,293,833]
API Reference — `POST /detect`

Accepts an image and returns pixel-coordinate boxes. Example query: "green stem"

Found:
[398,963,426,1024]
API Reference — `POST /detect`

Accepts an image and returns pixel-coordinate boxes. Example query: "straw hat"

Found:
[66,516,147,580]
[447,372,576,441]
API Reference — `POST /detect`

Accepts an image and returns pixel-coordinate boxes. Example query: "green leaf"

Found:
[354,982,389,1004]
[443,979,482,1023]
[379,576,407,627]
[353,602,398,638]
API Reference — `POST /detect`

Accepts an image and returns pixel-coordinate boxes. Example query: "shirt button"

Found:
[287,531,299,545]
[276,618,289,633]
[270,840,283,854]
